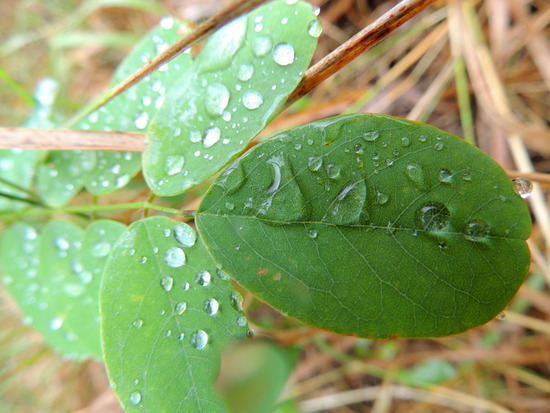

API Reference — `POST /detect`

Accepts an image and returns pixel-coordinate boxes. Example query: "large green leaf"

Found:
[143,0,320,196]
[0,220,125,359]
[101,216,249,412]
[196,114,532,339]
[76,17,193,195]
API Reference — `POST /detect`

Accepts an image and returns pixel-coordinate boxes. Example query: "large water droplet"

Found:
[203,127,221,148]
[205,83,230,117]
[438,169,453,183]
[326,164,341,179]
[308,156,323,172]
[463,220,490,241]
[174,224,196,247]
[323,180,367,225]
[252,36,272,57]
[134,112,149,129]
[401,137,410,147]
[164,247,186,268]
[198,18,246,73]
[132,319,143,329]
[175,302,187,315]
[164,155,185,176]
[161,276,174,291]
[237,63,254,81]
[129,391,141,406]
[415,202,451,232]
[204,298,219,316]
[513,177,533,199]
[243,90,263,110]
[376,191,389,205]
[308,20,322,37]
[191,330,208,350]
[363,131,379,142]
[91,240,111,257]
[406,164,425,187]
[273,43,294,66]
[196,270,211,286]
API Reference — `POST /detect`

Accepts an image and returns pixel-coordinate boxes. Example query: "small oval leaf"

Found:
[143,0,320,196]
[100,217,248,411]
[196,114,532,338]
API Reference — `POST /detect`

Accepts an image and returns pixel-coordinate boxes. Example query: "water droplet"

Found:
[139,256,148,264]
[418,135,427,142]
[406,164,425,187]
[134,112,149,129]
[225,202,235,210]
[363,131,379,142]
[438,169,453,183]
[205,83,230,117]
[165,330,171,338]
[160,16,174,30]
[354,144,364,154]
[326,164,341,179]
[308,156,323,172]
[243,90,263,110]
[178,333,185,341]
[376,191,389,205]
[308,19,322,37]
[463,220,490,241]
[513,177,533,199]
[401,137,410,147]
[415,202,451,232]
[132,319,143,329]
[323,181,367,225]
[217,162,246,195]
[190,130,201,143]
[217,268,229,280]
[91,240,111,258]
[196,270,211,286]
[129,391,141,406]
[237,63,254,81]
[434,141,445,151]
[164,247,186,268]
[309,229,318,239]
[50,317,63,330]
[182,282,190,291]
[198,18,246,72]
[190,330,208,350]
[203,127,221,148]
[273,43,295,66]
[237,316,247,327]
[252,36,272,57]
[204,298,219,316]
[462,172,472,181]
[174,224,196,247]
[54,238,70,251]
[161,276,174,292]
[385,158,394,166]
[164,155,185,176]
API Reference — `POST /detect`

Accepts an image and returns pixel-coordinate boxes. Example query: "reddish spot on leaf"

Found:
[257,268,268,275]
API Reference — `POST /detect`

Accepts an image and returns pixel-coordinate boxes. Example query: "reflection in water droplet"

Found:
[243,90,263,110]
[406,164,424,187]
[326,164,341,179]
[273,43,295,66]
[434,142,445,151]
[191,330,208,350]
[308,156,323,172]
[363,131,379,142]
[308,20,322,37]
[161,276,174,292]
[203,127,221,148]
[196,270,211,286]
[164,247,186,268]
[204,298,219,316]
[237,63,254,81]
[385,158,394,166]
[309,229,318,239]
[132,319,143,329]
[164,155,185,176]
[252,36,272,57]
[438,169,453,183]
[463,220,490,241]
[513,177,533,199]
[415,202,451,232]
[376,191,389,205]
[174,224,196,247]
[129,391,141,406]
[323,180,367,225]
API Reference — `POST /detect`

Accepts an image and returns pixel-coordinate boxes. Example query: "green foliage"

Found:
[143,0,320,196]
[100,216,249,411]
[196,114,532,338]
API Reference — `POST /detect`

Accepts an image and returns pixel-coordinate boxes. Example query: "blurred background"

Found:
[1,0,549,411]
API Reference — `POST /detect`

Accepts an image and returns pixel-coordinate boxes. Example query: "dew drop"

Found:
[434,141,445,151]
[462,172,472,181]
[54,238,70,251]
[190,330,208,350]
[418,135,427,142]
[237,316,247,327]
[415,202,451,232]
[174,224,197,247]
[405,164,425,187]
[164,155,185,176]
[363,131,380,142]
[308,156,323,172]
[164,247,186,268]
[326,163,341,179]
[243,90,263,110]
[513,177,533,199]
[354,143,364,154]
[237,63,254,81]
[204,298,219,316]
[129,391,141,406]
[91,240,111,257]
[161,276,174,292]
[308,19,322,37]
[401,137,410,147]
[252,36,272,57]
[273,43,295,66]
[196,270,211,286]
[438,169,454,183]
[205,83,230,117]
[190,130,202,143]
[376,191,389,205]
[463,220,490,241]
[50,317,63,331]
[178,333,185,341]
[385,158,394,166]
[134,112,149,129]
[323,180,367,225]
[132,319,143,329]
[160,15,174,30]
[203,127,221,148]
[309,229,318,239]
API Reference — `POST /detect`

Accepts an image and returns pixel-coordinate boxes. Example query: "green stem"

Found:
[0,65,35,105]
[0,191,43,206]
[0,176,41,201]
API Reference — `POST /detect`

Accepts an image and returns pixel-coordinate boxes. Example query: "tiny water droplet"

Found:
[354,143,364,154]
[273,43,294,66]
[54,238,70,251]
[406,164,424,186]
[190,330,208,350]
[175,301,187,314]
[217,268,229,280]
[309,229,318,239]
[178,333,185,341]
[376,191,389,205]
[164,247,186,268]
[434,141,445,151]
[385,158,394,166]
[161,276,174,292]
[243,90,263,110]
[418,135,427,142]
[91,240,111,257]
[164,155,185,176]
[165,329,171,338]
[438,169,453,183]
[308,156,323,172]
[196,270,211,286]
[363,131,379,142]
[134,112,149,129]
[237,316,247,327]
[463,220,490,241]
[139,256,147,264]
[401,137,410,147]
[252,36,272,57]
[326,164,341,179]
[129,391,141,406]
[204,298,219,316]
[237,63,254,81]
[415,202,451,232]
[462,172,472,181]
[50,317,63,331]
[203,127,221,148]
[308,20,322,37]
[132,319,143,329]
[174,224,197,247]
[513,177,533,199]
[190,130,201,143]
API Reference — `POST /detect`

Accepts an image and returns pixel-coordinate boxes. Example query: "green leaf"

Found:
[0,220,125,359]
[143,0,320,196]
[77,18,193,195]
[397,358,457,386]
[100,216,249,411]
[196,114,532,339]
[0,149,43,211]
[36,150,97,207]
